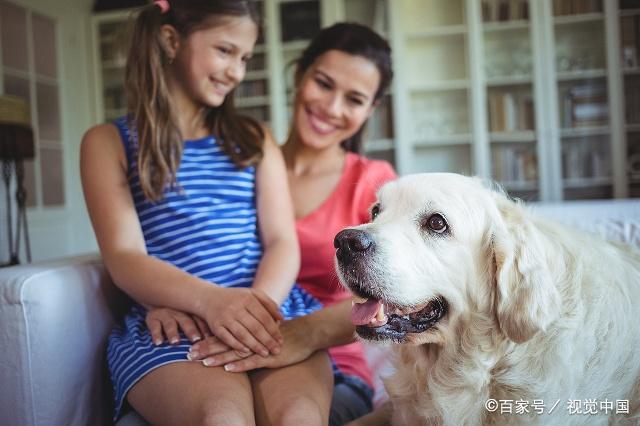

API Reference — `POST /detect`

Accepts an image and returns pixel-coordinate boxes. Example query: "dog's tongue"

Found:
[351,299,383,325]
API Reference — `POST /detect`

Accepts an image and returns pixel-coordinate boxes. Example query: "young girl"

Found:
[81,1,332,424]
[184,22,397,425]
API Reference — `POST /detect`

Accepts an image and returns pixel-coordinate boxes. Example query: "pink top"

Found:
[295,152,397,388]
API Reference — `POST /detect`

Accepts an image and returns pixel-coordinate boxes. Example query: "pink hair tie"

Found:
[154,0,170,14]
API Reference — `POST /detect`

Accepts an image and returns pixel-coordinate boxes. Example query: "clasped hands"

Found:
[146,288,315,373]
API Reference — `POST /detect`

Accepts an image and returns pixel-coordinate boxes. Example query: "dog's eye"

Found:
[371,203,381,221]
[426,214,447,233]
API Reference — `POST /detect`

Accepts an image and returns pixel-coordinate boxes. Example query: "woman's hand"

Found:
[189,314,315,371]
[199,286,284,358]
[146,307,212,345]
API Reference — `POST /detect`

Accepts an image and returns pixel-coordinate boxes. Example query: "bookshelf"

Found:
[90,0,395,164]
[390,0,630,201]
[619,0,640,197]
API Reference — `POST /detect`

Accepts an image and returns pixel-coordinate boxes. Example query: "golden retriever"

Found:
[334,173,640,425]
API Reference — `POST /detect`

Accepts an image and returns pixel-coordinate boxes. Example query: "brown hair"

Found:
[293,22,393,153]
[125,0,264,201]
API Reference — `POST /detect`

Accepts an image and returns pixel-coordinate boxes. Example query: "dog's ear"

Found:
[491,195,560,343]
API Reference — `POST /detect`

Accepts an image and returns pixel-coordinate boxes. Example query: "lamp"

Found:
[0,95,34,266]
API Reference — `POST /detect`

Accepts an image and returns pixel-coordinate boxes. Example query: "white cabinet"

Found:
[389,0,629,201]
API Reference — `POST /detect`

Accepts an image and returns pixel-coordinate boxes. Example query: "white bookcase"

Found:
[389,0,630,201]
[91,0,638,201]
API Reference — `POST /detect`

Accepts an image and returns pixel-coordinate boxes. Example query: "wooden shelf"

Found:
[560,126,610,138]
[556,69,607,81]
[406,25,467,39]
[553,12,604,25]
[486,75,533,86]
[245,70,269,80]
[501,180,538,191]
[490,131,536,143]
[483,20,530,32]
[563,177,612,188]
[365,138,394,152]
[235,96,270,108]
[409,80,469,92]
[414,134,472,147]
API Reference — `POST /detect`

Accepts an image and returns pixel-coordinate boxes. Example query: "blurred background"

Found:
[0,0,638,264]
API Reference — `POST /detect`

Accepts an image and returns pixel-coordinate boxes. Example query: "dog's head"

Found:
[334,173,560,345]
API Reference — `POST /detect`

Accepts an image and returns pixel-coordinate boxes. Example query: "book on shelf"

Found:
[492,146,537,183]
[620,0,640,10]
[626,77,640,124]
[236,80,268,98]
[562,141,610,179]
[482,0,529,22]
[552,0,602,16]
[620,16,639,68]
[279,1,320,42]
[488,91,534,132]
[562,84,608,128]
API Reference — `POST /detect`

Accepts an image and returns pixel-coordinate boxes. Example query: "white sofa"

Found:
[1,200,639,426]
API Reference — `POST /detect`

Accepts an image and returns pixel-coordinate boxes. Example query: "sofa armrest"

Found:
[0,255,126,426]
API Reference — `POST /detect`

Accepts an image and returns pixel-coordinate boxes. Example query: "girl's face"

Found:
[171,16,258,108]
[292,49,381,151]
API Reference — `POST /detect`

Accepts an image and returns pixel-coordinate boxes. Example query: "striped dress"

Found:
[107,117,322,420]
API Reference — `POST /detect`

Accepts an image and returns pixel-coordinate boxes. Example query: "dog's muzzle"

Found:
[335,228,448,343]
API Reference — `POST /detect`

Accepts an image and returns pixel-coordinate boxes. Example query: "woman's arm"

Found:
[81,124,282,355]
[251,128,300,305]
[189,299,357,370]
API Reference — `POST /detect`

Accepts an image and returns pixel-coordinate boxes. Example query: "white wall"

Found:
[3,0,98,263]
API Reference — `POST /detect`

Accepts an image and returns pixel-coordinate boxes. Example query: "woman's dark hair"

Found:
[126,0,263,202]
[293,22,393,153]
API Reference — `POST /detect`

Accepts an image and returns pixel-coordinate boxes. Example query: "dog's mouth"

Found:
[350,296,448,343]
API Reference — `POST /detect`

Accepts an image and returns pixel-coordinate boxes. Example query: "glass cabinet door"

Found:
[551,0,612,200]
[399,0,473,176]
[236,0,271,126]
[344,0,394,165]
[619,0,640,197]
[482,0,539,200]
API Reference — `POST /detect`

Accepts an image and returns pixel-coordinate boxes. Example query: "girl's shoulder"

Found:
[81,122,127,169]
[83,122,120,141]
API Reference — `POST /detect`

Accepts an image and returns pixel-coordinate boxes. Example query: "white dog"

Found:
[334,173,640,425]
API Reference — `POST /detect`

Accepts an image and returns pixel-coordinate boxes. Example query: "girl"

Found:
[81,1,332,424]
[183,22,397,425]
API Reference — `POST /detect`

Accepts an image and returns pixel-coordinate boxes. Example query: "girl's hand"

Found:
[190,315,314,372]
[146,307,212,345]
[202,286,284,357]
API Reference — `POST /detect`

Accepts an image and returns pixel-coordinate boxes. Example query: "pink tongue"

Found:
[351,300,382,325]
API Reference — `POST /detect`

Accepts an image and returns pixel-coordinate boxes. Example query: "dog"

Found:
[334,173,640,425]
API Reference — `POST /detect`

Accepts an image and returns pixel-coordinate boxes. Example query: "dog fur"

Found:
[336,173,640,425]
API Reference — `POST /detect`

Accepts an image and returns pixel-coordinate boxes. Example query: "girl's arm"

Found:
[80,124,282,355]
[251,128,301,305]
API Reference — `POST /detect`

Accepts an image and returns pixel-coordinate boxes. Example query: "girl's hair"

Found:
[293,22,393,153]
[126,0,264,202]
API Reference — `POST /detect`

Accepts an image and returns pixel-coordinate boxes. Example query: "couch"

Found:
[1,199,639,426]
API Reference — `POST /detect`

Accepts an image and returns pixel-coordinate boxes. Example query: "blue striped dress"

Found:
[107,117,322,420]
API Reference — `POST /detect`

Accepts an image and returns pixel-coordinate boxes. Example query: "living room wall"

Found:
[0,0,98,264]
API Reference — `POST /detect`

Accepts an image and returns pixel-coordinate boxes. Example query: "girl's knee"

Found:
[271,396,326,426]
[200,398,254,426]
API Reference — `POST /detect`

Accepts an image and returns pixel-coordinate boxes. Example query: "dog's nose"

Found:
[334,229,374,255]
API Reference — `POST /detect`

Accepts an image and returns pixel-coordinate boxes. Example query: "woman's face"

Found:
[293,49,381,151]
